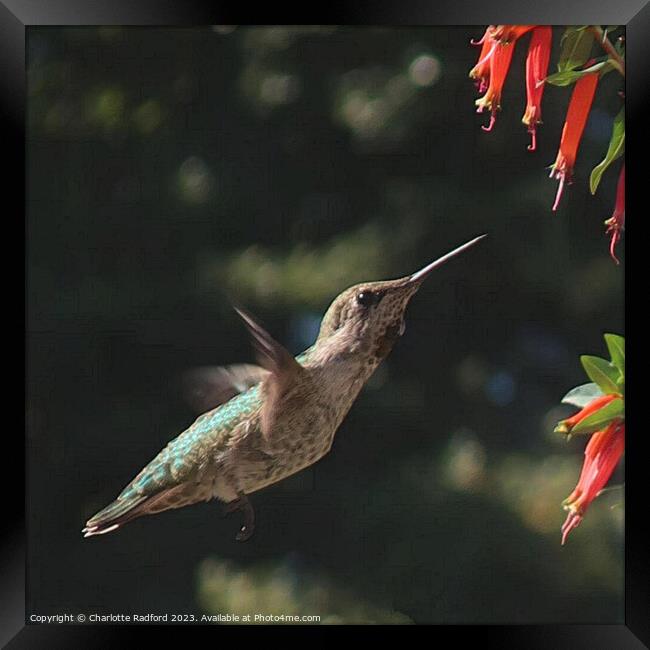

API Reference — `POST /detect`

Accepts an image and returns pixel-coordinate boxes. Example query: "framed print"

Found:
[4,0,647,646]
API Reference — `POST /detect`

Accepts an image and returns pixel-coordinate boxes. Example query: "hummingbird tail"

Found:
[82,482,200,537]
[82,494,148,538]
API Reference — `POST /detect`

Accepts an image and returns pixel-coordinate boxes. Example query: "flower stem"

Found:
[588,26,625,77]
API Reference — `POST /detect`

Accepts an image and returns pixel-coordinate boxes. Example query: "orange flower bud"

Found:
[554,393,617,435]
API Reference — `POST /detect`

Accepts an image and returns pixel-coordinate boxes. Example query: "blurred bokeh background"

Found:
[27,26,624,624]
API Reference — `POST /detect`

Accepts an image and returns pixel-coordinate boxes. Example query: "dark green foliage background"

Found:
[27,26,624,623]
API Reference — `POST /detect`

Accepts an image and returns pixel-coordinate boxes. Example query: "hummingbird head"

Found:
[316,235,485,361]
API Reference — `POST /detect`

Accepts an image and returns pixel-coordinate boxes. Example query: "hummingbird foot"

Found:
[222,494,255,542]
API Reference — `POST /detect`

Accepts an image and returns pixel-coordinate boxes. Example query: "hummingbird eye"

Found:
[356,291,381,307]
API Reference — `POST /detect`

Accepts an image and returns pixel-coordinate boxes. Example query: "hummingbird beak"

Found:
[407,234,487,286]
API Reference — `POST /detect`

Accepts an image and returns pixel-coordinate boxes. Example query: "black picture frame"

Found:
[5,1,646,646]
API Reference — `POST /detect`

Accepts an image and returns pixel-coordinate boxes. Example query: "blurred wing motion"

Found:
[234,307,307,440]
[182,363,269,413]
[83,308,307,538]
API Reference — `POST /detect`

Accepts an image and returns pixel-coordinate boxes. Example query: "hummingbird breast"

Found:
[233,354,378,495]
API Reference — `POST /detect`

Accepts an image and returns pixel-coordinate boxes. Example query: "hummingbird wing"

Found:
[234,307,307,441]
[181,364,270,413]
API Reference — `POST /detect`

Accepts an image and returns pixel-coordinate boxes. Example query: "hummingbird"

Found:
[82,235,485,541]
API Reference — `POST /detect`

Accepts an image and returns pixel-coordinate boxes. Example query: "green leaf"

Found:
[545,59,612,87]
[571,396,624,434]
[580,355,621,395]
[604,333,625,376]
[561,382,605,408]
[590,108,625,194]
[557,27,595,72]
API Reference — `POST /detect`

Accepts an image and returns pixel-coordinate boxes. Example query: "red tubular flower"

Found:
[549,72,599,211]
[469,28,496,94]
[475,41,516,131]
[605,164,625,264]
[554,393,617,436]
[522,26,552,151]
[561,419,625,545]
